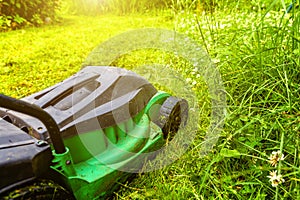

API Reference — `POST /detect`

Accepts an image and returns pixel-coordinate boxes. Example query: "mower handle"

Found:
[0,94,66,154]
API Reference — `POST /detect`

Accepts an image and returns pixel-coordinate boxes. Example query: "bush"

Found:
[0,0,61,31]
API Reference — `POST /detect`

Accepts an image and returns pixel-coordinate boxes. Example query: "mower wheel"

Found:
[156,96,188,140]
[2,180,74,200]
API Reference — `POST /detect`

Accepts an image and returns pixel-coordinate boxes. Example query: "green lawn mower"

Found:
[0,65,188,199]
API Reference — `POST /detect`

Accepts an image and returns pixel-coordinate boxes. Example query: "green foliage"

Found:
[171,0,300,198]
[163,0,290,13]
[0,0,61,31]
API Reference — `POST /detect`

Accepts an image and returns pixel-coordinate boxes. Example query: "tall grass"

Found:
[115,0,300,199]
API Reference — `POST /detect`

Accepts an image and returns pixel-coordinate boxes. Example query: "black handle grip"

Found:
[0,94,66,154]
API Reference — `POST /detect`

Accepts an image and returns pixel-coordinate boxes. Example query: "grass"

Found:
[0,14,173,98]
[1,1,300,199]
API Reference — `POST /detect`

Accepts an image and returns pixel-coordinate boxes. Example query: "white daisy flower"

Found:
[268,150,285,167]
[267,170,285,187]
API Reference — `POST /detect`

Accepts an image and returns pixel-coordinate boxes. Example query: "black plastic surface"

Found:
[0,94,66,153]
[0,119,52,194]
[0,66,157,140]
[155,96,189,139]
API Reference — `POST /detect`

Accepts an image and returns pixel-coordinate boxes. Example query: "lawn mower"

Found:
[0,65,188,199]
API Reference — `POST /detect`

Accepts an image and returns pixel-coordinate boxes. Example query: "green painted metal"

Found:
[50,92,170,199]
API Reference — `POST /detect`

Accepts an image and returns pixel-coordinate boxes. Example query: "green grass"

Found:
[0,14,173,98]
[1,1,300,199]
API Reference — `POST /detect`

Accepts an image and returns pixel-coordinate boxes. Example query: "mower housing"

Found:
[0,66,188,199]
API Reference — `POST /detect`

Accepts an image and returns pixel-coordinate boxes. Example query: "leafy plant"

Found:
[0,0,61,31]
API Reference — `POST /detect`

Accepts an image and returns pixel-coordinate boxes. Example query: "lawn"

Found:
[0,14,173,98]
[0,1,300,199]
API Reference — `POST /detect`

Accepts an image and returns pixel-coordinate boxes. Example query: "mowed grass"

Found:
[1,3,300,200]
[0,14,173,98]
